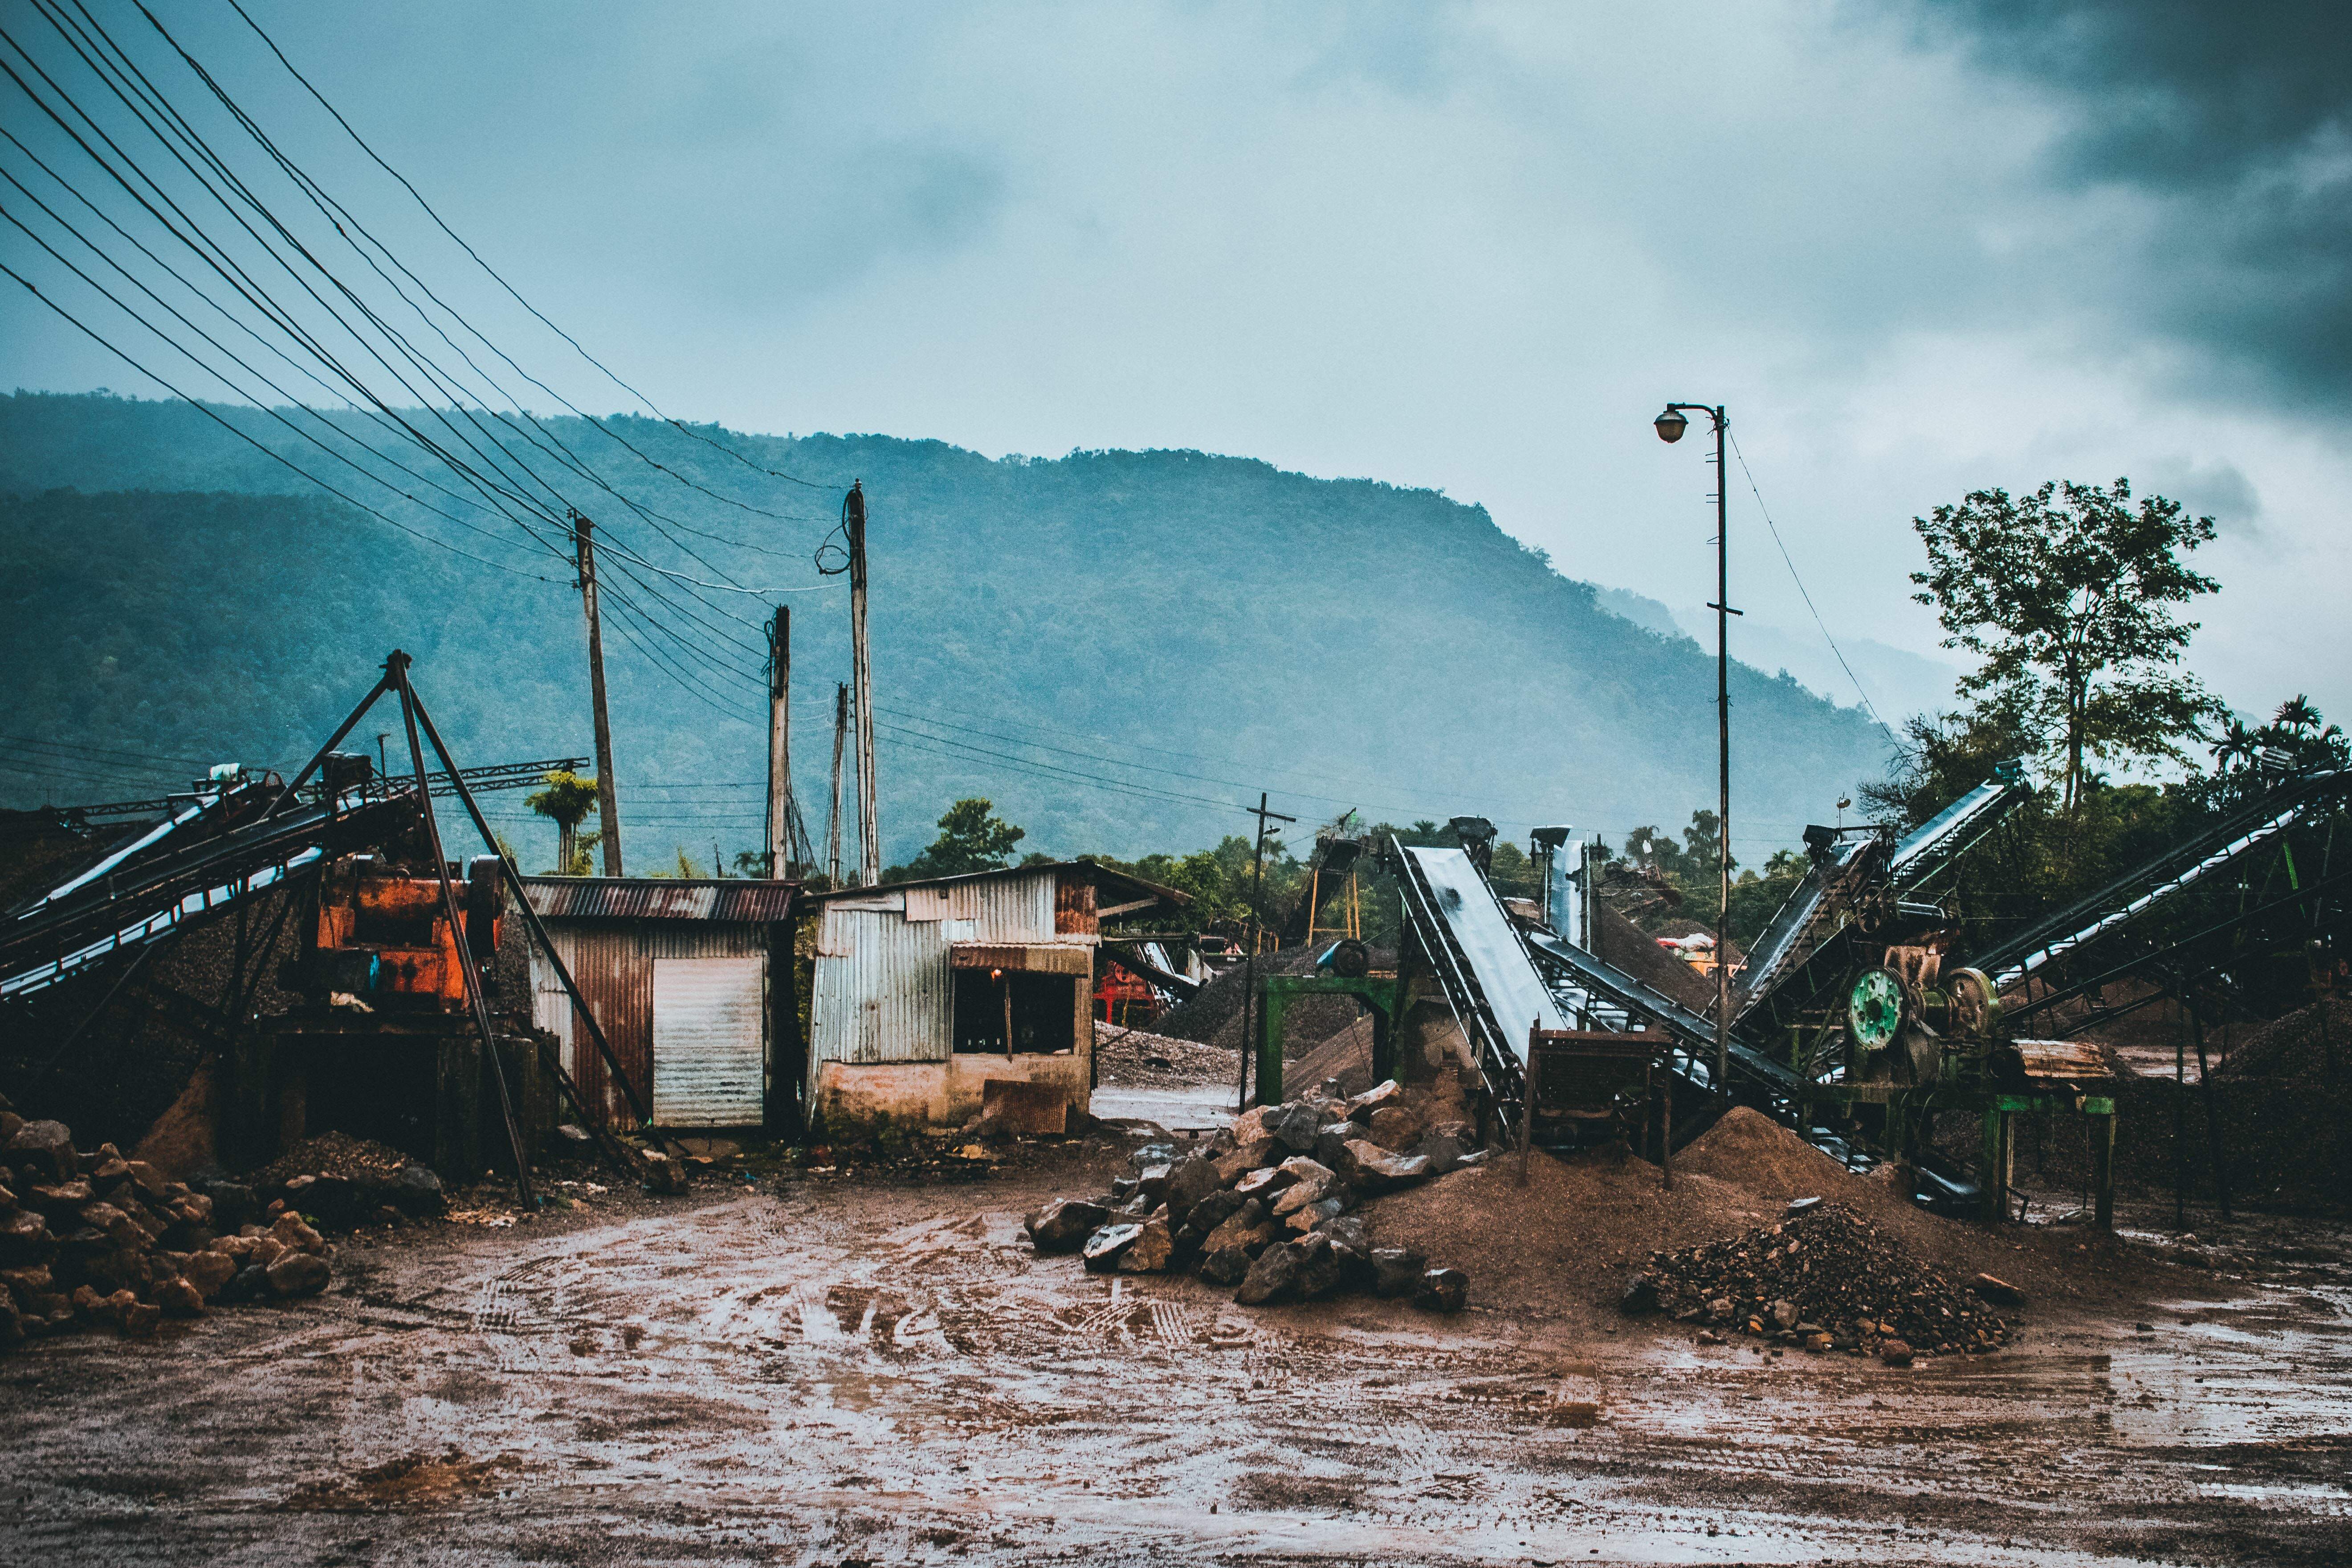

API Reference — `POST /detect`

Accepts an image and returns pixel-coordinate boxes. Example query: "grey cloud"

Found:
[1903,1,2352,407]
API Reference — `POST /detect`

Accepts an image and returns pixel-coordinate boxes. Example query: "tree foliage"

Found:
[894,797,1026,880]
[1910,477,2217,809]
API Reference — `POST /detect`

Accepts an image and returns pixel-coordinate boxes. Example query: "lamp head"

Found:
[1653,406,1688,444]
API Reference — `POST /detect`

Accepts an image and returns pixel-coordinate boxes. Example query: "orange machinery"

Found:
[309,853,505,1010]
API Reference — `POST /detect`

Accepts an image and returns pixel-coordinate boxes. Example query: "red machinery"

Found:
[308,853,504,1010]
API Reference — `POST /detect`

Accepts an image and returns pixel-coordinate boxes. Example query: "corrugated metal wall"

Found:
[529,922,767,1126]
[811,906,952,1066]
[649,957,766,1126]
[809,869,1094,1081]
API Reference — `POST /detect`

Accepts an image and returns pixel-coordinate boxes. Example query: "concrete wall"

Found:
[811,1047,1092,1134]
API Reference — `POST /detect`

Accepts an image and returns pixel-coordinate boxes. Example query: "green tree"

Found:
[899,798,1027,880]
[1911,477,2218,810]
[525,770,600,876]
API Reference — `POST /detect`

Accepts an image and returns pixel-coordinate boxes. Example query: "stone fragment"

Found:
[1619,1275,1659,1315]
[1413,1267,1468,1314]
[1135,1163,1173,1208]
[1202,1207,1275,1260]
[1969,1273,2026,1306]
[1879,1338,1915,1367]
[640,1151,689,1194]
[1198,1245,1253,1286]
[200,1180,257,1231]
[1784,1196,1823,1218]
[1232,1166,1291,1200]
[1365,1104,1427,1152]
[265,1250,331,1298]
[1343,1080,1404,1121]
[1270,1174,1333,1218]
[1212,1137,1282,1185]
[181,1250,237,1298]
[122,1160,167,1198]
[1081,1223,1143,1272]
[1371,1247,1427,1298]
[1284,1196,1347,1234]
[1340,1140,1429,1192]
[1259,1103,1323,1153]
[0,1209,53,1264]
[1291,1234,1344,1299]
[6,1120,75,1182]
[215,1264,270,1305]
[1164,1154,1222,1216]
[270,1213,325,1255]
[1116,1218,1175,1274]
[1026,1198,1112,1254]
[1180,1189,1247,1240]
[392,1165,445,1216]
[25,1180,94,1212]
[1129,1142,1178,1172]
[155,1276,207,1318]
[249,1236,286,1270]
[1768,1299,1800,1332]
[118,1299,162,1337]
[1414,1130,1468,1175]
[1233,1241,1301,1305]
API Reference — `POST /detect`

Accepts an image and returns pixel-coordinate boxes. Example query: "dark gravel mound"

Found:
[1639,1202,2008,1356]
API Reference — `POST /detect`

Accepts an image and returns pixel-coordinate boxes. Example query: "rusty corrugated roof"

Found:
[802,860,1188,909]
[520,877,798,922]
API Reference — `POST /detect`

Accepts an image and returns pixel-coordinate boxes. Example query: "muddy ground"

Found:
[4,1109,2350,1564]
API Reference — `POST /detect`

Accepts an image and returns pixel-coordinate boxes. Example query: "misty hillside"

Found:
[0,392,1890,870]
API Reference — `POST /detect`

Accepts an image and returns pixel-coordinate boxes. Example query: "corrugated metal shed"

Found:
[522,878,797,922]
[528,913,779,1128]
[650,956,766,1125]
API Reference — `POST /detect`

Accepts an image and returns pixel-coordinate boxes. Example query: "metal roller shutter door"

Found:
[651,956,765,1126]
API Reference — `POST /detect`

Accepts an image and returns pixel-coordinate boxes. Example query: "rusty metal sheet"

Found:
[520,878,797,922]
[950,943,1092,976]
[529,922,768,1126]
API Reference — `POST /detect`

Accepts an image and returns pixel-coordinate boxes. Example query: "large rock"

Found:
[181,1250,238,1299]
[1115,1218,1175,1274]
[392,1165,446,1217]
[154,1275,207,1318]
[1135,1164,1173,1208]
[1180,1189,1247,1240]
[1291,1234,1345,1299]
[1618,1275,1659,1315]
[1259,1103,1323,1154]
[1213,1138,1282,1185]
[0,1210,55,1266]
[1128,1142,1178,1173]
[199,1179,258,1231]
[1199,1244,1254,1286]
[1233,1240,1302,1305]
[270,1213,326,1255]
[640,1151,689,1194]
[1233,1166,1292,1201]
[1343,1080,1404,1122]
[1414,1129,1468,1176]
[1270,1166,1338,1218]
[1314,1124,1363,1171]
[1026,1198,1112,1254]
[1413,1267,1468,1314]
[1081,1223,1144,1273]
[6,1120,76,1183]
[1164,1155,1222,1216]
[1371,1247,1427,1298]
[1970,1273,2026,1306]
[1202,1202,1275,1258]
[265,1250,331,1298]
[1284,1196,1348,1234]
[1341,1140,1430,1193]
[1366,1104,1428,1152]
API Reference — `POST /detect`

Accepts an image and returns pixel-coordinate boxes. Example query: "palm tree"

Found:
[2211,716,2258,774]
[526,771,601,875]
[2275,695,2321,734]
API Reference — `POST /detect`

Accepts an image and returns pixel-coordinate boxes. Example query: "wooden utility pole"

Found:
[571,509,623,876]
[765,605,791,878]
[845,482,878,886]
[827,682,848,888]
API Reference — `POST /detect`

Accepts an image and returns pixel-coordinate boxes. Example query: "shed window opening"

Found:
[952,967,1076,1055]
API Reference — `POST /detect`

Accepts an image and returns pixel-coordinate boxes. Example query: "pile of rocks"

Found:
[1,1096,338,1345]
[249,1130,448,1230]
[1621,1202,2010,1363]
[1026,1079,1478,1311]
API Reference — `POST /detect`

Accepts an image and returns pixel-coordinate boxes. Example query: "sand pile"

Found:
[1633,1202,2009,1359]
[1675,1106,1861,1199]
[1094,1027,1236,1088]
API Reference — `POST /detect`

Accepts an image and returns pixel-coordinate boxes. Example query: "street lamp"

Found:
[1653,402,1734,1114]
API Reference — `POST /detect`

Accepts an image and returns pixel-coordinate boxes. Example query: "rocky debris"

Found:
[0,1096,334,1349]
[1970,1272,2026,1306]
[1027,1198,1112,1254]
[245,1132,449,1229]
[639,1151,689,1196]
[1414,1267,1468,1314]
[1630,1203,2008,1358]
[1023,1078,1473,1312]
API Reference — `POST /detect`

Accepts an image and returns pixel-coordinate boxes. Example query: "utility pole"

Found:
[843,482,879,887]
[1652,403,1735,1110]
[1236,791,1296,1110]
[827,682,848,888]
[765,605,791,878]
[571,509,623,877]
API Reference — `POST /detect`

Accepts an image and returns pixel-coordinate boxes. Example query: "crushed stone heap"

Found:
[1627,1201,2009,1361]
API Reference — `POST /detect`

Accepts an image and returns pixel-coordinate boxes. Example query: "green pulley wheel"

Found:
[1847,967,1907,1055]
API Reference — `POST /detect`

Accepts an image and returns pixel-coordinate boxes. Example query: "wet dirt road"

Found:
[2,1173,2348,1566]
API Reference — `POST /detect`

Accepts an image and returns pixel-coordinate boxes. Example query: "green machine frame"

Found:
[1254,974,1404,1106]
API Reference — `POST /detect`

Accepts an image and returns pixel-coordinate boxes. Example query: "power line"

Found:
[1726,428,1895,739]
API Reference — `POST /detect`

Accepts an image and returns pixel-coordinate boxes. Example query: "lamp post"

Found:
[1654,402,1735,1112]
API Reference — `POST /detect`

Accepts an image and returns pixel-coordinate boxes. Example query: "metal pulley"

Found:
[1847,966,1908,1055]
[1944,966,1998,1039]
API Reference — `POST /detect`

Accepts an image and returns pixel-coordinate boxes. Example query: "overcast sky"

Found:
[6,0,2346,731]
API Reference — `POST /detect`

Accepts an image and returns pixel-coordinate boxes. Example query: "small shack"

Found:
[806,862,1185,1132]
[521,878,798,1132]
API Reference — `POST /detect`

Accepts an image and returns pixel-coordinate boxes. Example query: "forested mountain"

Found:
[0,391,1890,871]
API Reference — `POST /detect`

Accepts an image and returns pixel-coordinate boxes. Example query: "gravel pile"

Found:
[1626,1201,2011,1362]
